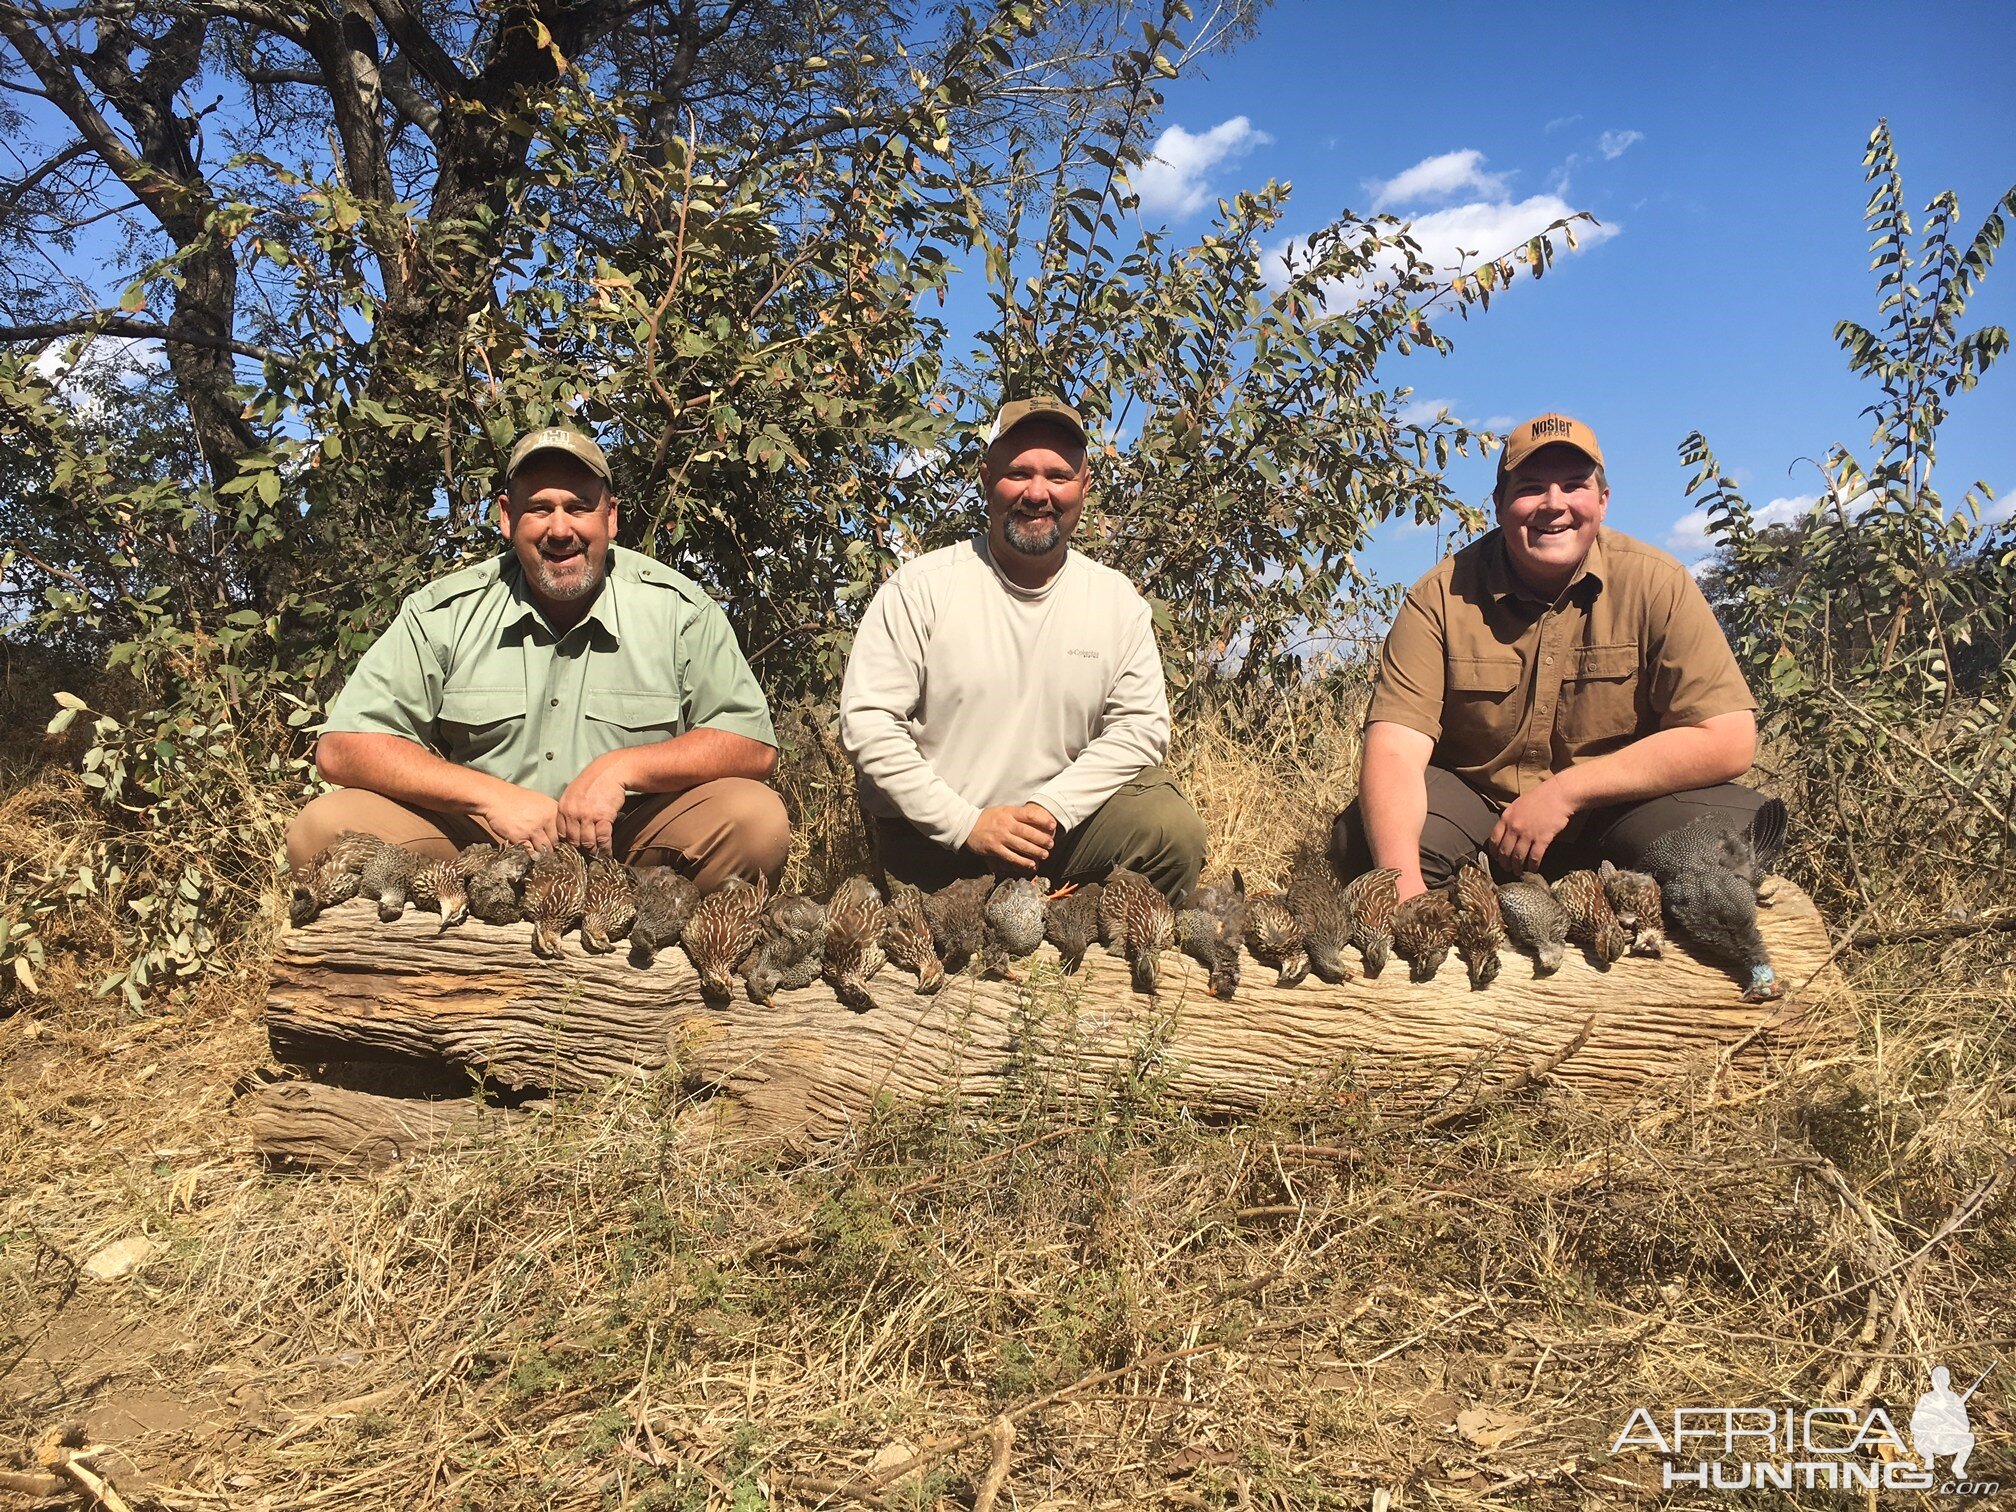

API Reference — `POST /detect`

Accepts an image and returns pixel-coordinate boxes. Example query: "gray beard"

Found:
[525,552,604,603]
[1002,515,1063,557]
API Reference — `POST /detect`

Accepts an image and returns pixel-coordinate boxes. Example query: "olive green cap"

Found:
[986,395,1088,448]
[506,425,612,482]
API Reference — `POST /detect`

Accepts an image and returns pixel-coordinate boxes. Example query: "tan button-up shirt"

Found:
[1366,528,1754,806]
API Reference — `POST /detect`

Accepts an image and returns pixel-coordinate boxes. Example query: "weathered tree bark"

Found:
[239,1079,529,1173]
[261,878,1855,1151]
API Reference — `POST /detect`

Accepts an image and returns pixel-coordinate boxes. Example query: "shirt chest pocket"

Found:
[1442,655,1524,756]
[435,686,525,762]
[583,689,686,741]
[1557,644,1643,749]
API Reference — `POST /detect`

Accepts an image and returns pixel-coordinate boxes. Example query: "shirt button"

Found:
[549,697,559,707]
[1545,655,1555,666]
[545,752,555,761]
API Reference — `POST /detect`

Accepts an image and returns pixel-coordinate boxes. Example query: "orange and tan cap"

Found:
[1496,413,1604,480]
[507,425,612,482]
[986,394,1088,448]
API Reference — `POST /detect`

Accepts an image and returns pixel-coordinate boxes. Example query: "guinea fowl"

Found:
[1640,817,1783,1001]
[1099,867,1175,996]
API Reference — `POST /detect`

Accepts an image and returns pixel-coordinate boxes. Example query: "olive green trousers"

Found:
[873,764,1207,898]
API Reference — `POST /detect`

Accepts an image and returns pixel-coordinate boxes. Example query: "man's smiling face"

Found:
[502,453,618,621]
[1495,443,1608,597]
[981,418,1089,564]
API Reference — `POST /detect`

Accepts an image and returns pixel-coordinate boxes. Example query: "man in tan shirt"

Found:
[1332,413,1779,899]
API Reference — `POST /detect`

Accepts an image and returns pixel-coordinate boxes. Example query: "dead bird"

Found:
[1175,874,1247,999]
[288,830,383,925]
[982,875,1050,978]
[744,892,828,1005]
[1553,868,1628,968]
[523,842,590,959]
[1099,867,1175,996]
[1640,818,1782,1001]
[682,876,767,1004]
[410,850,476,930]
[823,874,888,1013]
[1452,852,1505,991]
[1601,861,1665,958]
[629,866,702,968]
[924,875,994,976]
[465,843,534,926]
[1497,873,1568,975]
[882,880,944,994]
[1340,866,1402,978]
[579,853,640,954]
[358,839,426,923]
[1242,880,1310,989]
[1286,848,1355,985]
[1391,889,1458,982]
[1044,881,1105,973]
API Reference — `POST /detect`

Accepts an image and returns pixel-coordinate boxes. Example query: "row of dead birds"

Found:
[291,811,1783,1007]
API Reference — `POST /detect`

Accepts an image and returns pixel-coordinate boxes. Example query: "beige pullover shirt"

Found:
[840,537,1171,850]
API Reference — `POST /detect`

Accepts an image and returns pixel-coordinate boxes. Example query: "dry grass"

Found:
[4,684,2014,1510]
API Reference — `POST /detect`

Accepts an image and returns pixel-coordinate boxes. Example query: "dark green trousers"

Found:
[874,764,1207,898]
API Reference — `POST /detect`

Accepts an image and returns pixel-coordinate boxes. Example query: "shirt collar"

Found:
[499,549,624,643]
[1483,526,1609,607]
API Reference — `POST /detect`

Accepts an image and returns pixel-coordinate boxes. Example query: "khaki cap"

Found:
[986,394,1088,448]
[507,425,612,482]
[1497,413,1604,480]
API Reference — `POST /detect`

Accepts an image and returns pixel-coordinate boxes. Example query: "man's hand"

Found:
[557,753,632,854]
[965,803,1058,874]
[477,783,562,850]
[1489,777,1579,874]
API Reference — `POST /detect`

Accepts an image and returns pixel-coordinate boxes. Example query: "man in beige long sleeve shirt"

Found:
[840,396,1207,896]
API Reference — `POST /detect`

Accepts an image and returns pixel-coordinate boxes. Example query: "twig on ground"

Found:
[1417,1019,1592,1131]
[971,1416,1014,1512]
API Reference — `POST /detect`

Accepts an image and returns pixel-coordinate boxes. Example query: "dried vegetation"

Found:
[3,680,2013,1510]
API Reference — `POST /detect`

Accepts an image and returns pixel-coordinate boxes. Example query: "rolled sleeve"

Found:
[679,598,778,747]
[1365,591,1448,742]
[321,600,444,748]
[1647,573,1756,727]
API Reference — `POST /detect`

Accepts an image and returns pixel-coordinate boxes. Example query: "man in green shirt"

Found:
[285,426,789,889]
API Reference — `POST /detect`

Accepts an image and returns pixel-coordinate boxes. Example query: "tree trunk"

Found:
[259,877,1855,1154]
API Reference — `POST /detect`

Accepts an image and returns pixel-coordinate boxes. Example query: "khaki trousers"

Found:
[874,764,1208,898]
[1328,766,1784,891]
[285,778,791,891]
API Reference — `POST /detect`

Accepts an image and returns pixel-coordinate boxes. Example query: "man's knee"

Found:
[284,789,468,872]
[639,778,791,889]
[1077,784,1206,897]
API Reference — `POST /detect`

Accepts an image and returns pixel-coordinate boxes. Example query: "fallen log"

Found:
[259,875,1855,1149]
[238,1079,530,1172]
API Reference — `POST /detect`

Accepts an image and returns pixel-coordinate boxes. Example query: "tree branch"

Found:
[0,315,276,363]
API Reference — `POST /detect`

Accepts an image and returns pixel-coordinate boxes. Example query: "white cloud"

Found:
[1397,193,1619,271]
[1598,129,1644,160]
[1545,114,1583,134]
[1368,148,1507,211]
[1666,493,1824,562]
[31,334,166,418]
[1133,116,1271,219]
[1979,489,2015,526]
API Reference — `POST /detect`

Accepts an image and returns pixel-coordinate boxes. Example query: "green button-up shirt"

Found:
[322,547,776,799]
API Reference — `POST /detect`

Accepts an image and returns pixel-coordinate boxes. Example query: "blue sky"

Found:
[1118,0,2016,588]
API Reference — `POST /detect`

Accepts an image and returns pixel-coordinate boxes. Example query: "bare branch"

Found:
[0,314,277,362]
